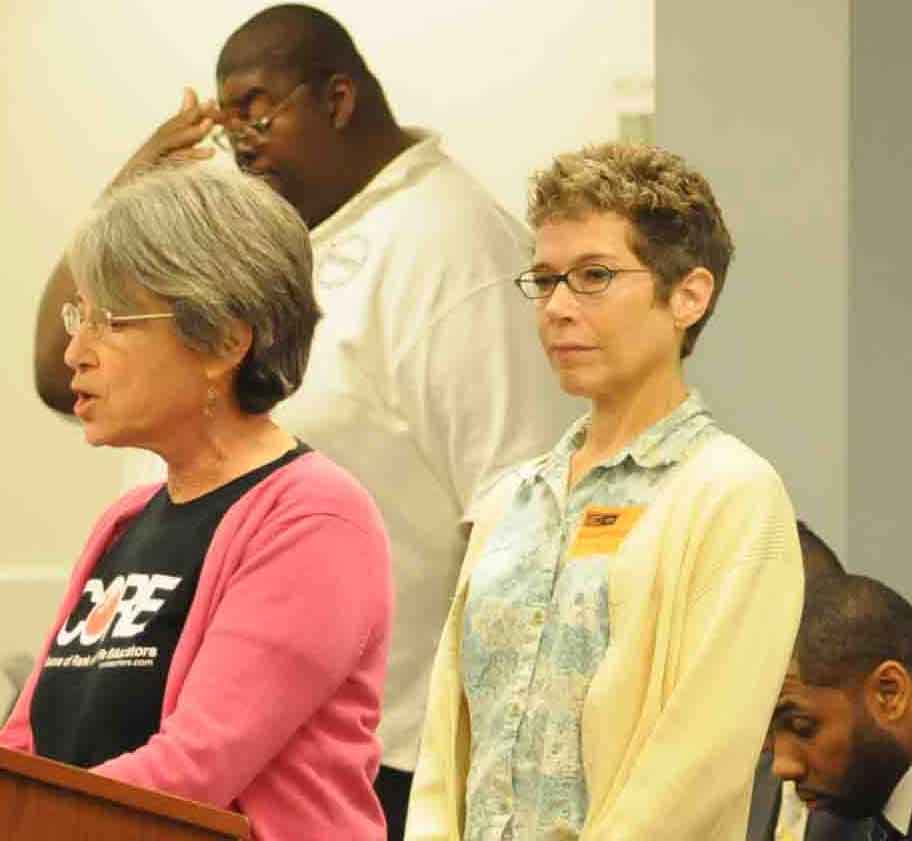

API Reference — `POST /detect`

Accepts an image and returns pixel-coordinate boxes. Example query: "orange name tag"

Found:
[568,505,645,557]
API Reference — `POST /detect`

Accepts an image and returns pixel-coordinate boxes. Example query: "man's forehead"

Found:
[778,669,808,704]
[776,659,819,705]
[786,657,802,681]
[218,26,308,79]
[777,661,857,718]
[218,65,294,107]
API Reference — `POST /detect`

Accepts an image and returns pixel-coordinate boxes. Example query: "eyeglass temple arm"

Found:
[110,313,175,323]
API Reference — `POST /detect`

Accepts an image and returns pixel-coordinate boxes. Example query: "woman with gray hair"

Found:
[0,165,393,841]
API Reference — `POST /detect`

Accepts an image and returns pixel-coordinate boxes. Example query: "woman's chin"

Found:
[555,369,599,400]
[81,427,109,447]
[80,422,124,448]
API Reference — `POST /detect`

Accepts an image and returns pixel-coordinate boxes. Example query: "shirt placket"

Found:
[514,468,611,838]
[496,480,576,839]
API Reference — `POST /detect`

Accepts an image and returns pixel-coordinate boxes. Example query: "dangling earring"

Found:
[203,384,218,419]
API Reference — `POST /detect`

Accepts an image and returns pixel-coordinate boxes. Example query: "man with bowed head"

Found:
[770,574,912,840]
[747,522,871,841]
[32,4,582,837]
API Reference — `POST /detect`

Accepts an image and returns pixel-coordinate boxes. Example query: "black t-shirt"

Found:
[31,442,309,768]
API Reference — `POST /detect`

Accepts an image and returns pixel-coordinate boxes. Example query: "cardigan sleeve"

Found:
[404,616,469,841]
[93,508,390,808]
[584,464,803,840]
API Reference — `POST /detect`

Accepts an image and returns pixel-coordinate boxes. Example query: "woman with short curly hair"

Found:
[407,143,803,841]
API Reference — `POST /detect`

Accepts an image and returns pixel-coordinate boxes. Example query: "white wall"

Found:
[656,0,850,562]
[657,2,912,597]
[1,1,653,585]
[848,4,912,593]
[0,568,67,670]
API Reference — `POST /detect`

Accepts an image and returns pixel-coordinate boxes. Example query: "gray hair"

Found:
[66,164,320,413]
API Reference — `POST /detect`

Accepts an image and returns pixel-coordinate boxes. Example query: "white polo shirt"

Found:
[123,130,584,770]
[774,781,809,840]
[884,765,912,836]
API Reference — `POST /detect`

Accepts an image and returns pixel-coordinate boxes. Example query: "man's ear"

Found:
[864,660,912,725]
[669,266,715,330]
[322,73,356,130]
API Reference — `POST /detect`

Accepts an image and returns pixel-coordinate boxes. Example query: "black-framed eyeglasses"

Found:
[61,302,175,337]
[211,83,308,151]
[514,264,652,300]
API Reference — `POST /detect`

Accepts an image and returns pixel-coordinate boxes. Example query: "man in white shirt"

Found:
[32,6,582,837]
[769,573,912,840]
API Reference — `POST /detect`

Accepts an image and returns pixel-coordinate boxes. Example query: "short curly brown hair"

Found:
[528,142,734,358]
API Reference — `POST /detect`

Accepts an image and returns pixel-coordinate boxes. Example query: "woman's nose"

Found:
[541,278,579,319]
[63,325,94,371]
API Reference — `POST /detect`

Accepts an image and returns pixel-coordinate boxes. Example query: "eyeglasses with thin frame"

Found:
[514,264,652,300]
[61,302,175,337]
[211,83,308,152]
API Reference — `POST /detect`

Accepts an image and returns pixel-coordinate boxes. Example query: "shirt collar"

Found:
[311,127,443,245]
[531,390,714,484]
[883,763,912,835]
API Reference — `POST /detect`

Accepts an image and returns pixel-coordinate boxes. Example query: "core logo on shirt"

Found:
[83,577,126,638]
[56,574,182,648]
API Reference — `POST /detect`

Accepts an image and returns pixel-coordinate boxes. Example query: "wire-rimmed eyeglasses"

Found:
[61,302,175,337]
[514,264,652,300]
[211,83,308,152]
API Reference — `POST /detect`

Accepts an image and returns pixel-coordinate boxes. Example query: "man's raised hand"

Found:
[110,88,220,189]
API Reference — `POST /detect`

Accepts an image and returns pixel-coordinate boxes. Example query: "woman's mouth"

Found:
[550,344,596,361]
[73,391,98,418]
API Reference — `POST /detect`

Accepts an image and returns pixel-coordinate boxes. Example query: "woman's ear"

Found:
[205,320,253,382]
[670,267,715,330]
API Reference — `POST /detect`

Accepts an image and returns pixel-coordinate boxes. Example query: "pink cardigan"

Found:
[0,452,393,841]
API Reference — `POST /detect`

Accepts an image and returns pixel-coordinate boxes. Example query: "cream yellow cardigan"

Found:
[405,434,803,841]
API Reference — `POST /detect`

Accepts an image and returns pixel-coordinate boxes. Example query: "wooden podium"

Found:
[0,746,250,840]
